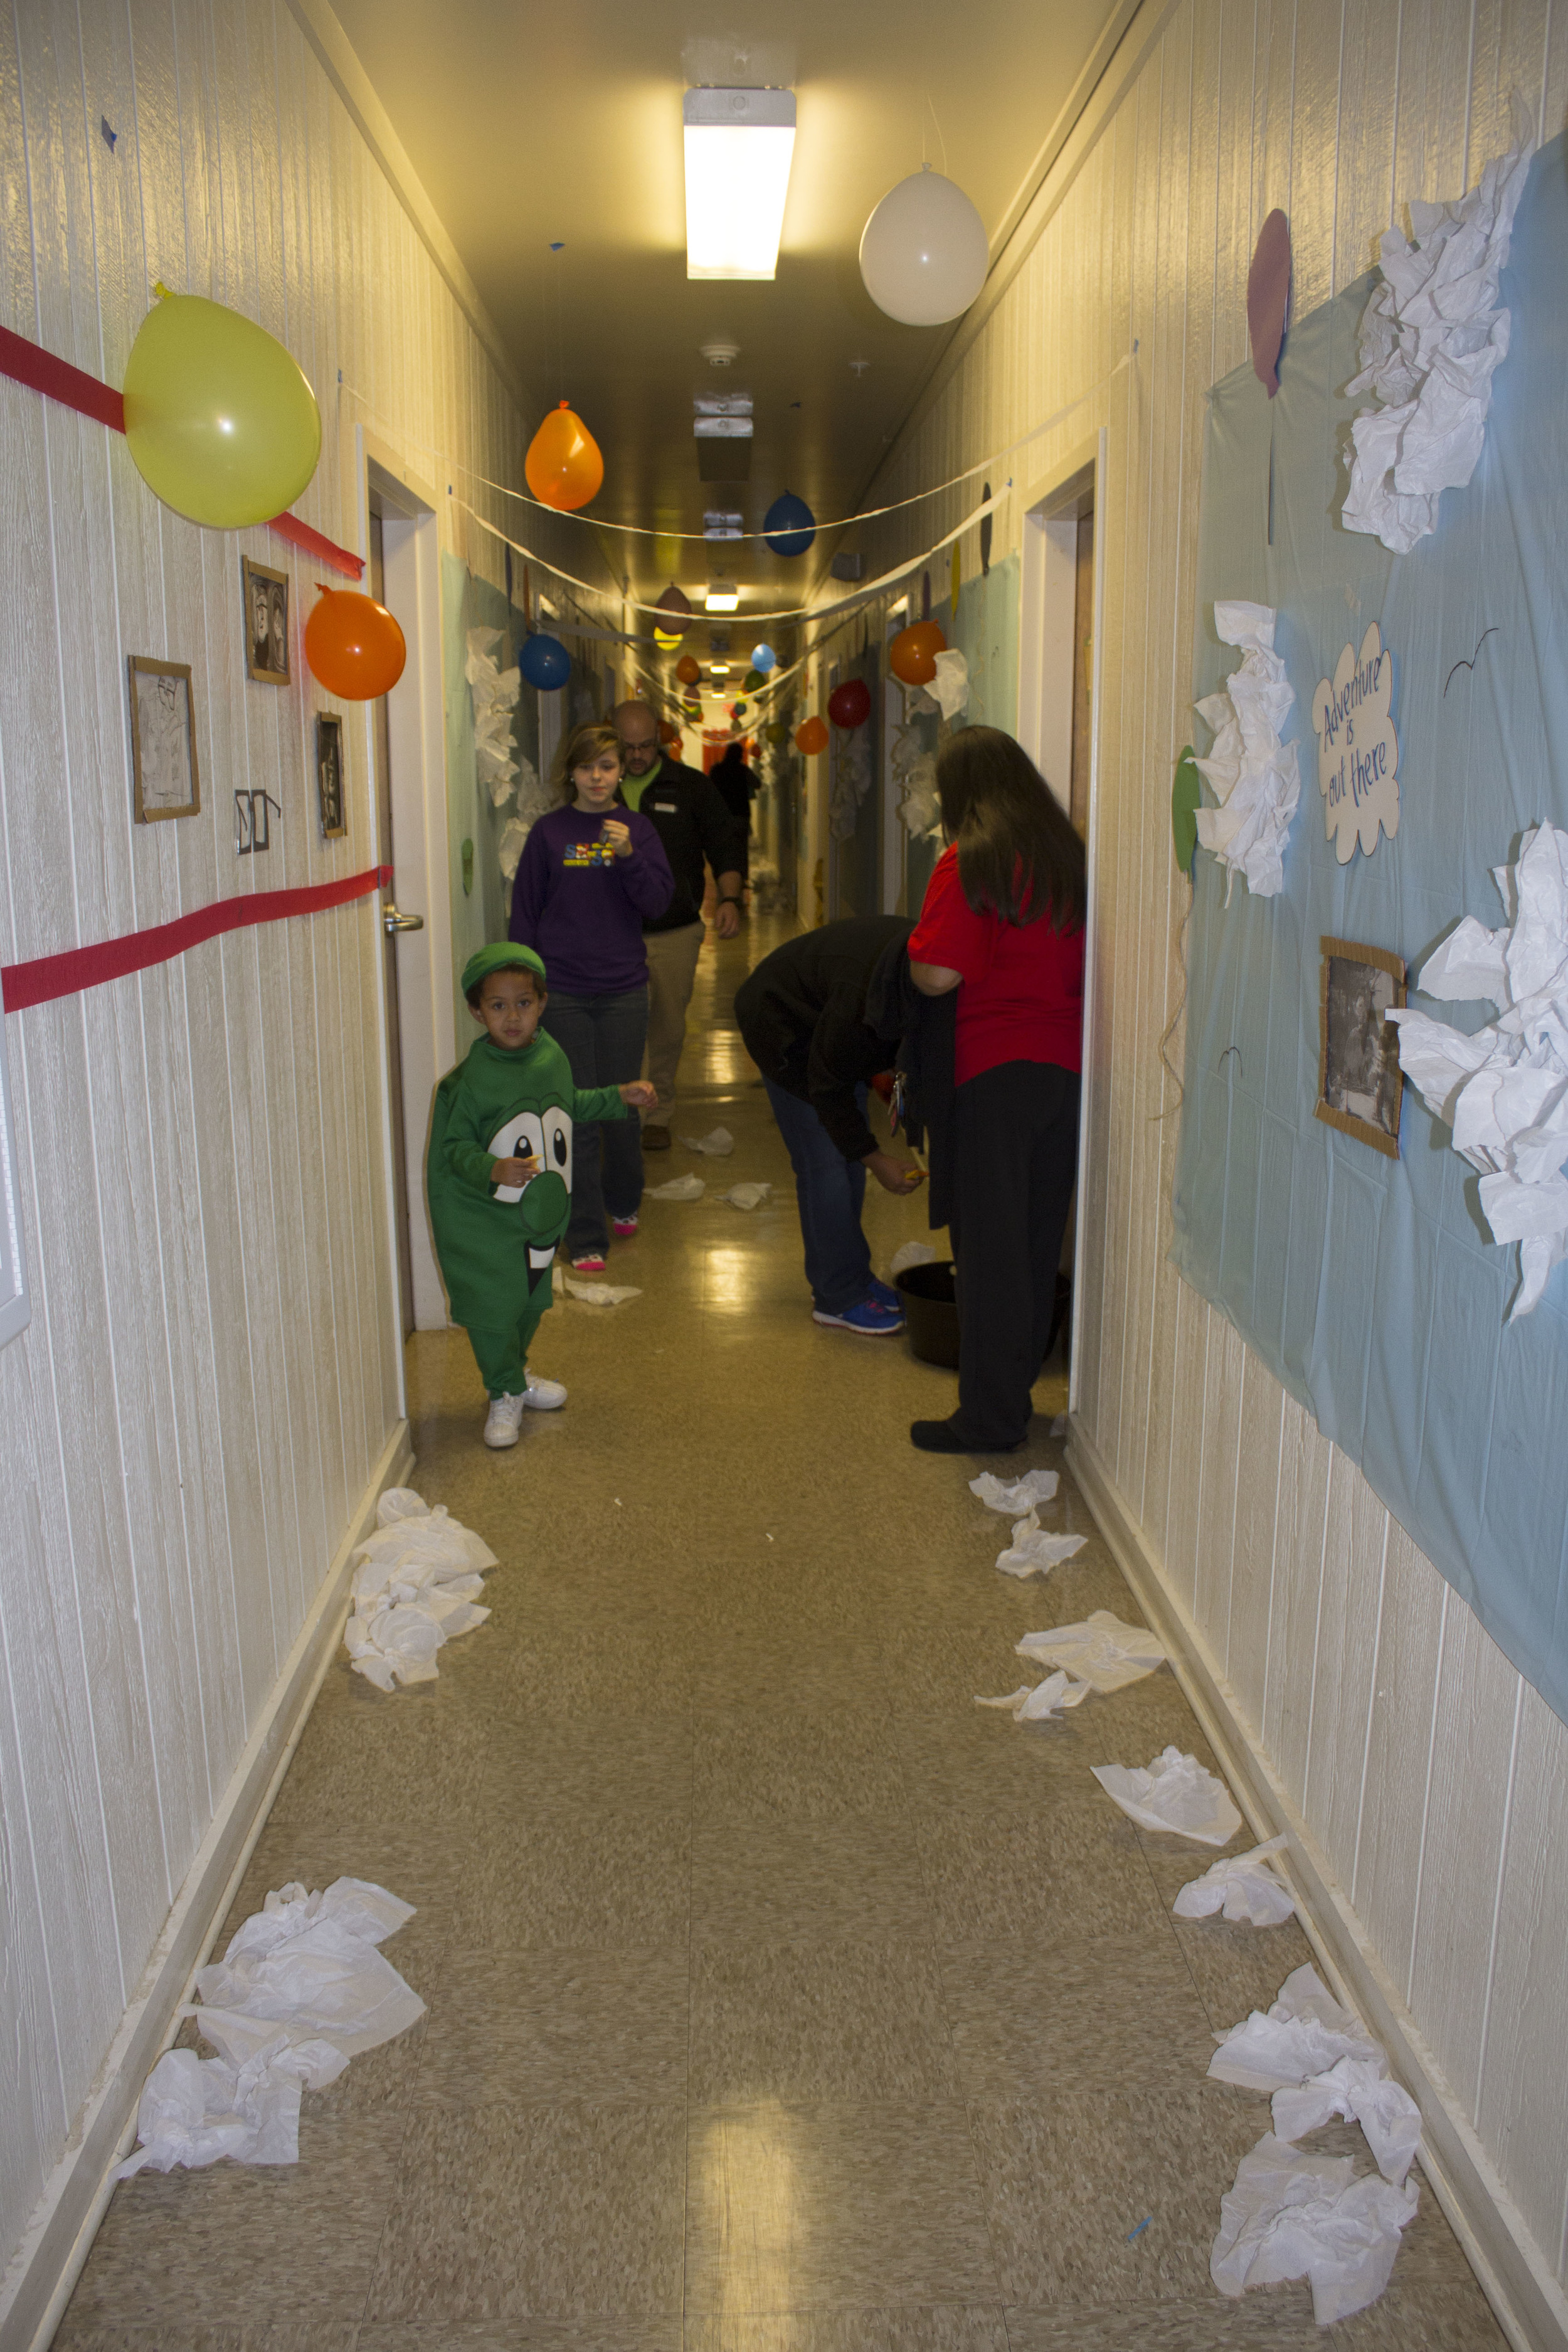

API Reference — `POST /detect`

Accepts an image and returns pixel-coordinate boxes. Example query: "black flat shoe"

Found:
[909,1417,1024,1454]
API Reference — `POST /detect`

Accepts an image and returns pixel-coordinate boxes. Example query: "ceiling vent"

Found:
[701,339,741,368]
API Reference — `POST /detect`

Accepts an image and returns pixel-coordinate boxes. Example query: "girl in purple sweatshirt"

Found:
[509,721,673,1268]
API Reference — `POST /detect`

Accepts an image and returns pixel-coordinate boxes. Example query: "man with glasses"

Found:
[612,701,746,1148]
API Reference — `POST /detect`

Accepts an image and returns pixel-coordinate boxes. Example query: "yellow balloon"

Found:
[123,294,321,529]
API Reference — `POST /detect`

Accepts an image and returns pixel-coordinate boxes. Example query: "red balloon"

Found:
[795,715,829,756]
[889,620,946,686]
[304,586,406,700]
[828,677,872,730]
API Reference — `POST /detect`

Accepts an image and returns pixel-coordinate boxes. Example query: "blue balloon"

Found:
[519,631,570,690]
[763,492,816,557]
[750,642,777,673]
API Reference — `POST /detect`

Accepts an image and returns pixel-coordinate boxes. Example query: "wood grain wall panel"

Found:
[1352,1519,1447,1978]
[1333,4,1402,286]
[1227,1356,1286,1701]
[1303,1474,1389,1884]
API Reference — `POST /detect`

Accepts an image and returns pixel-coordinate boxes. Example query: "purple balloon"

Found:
[1248,210,1291,398]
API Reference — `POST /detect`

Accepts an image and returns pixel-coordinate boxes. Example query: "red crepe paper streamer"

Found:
[1,866,391,1014]
[0,320,363,580]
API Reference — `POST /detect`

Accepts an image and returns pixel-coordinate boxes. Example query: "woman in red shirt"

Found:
[906,726,1086,1452]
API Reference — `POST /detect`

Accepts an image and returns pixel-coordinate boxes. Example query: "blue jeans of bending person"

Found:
[763,1076,874,1315]
[541,987,649,1257]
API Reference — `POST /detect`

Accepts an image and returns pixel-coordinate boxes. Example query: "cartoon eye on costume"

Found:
[542,1106,573,1191]
[488,1112,545,1202]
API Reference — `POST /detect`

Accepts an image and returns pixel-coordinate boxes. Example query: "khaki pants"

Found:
[642,920,705,1119]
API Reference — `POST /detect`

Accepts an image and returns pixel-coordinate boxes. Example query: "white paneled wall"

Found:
[0,0,605,2302]
[845,0,1568,2317]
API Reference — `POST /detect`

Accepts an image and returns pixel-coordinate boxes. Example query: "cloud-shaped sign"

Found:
[1311,623,1399,861]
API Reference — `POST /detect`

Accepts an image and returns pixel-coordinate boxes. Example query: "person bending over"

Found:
[736,915,926,1337]
[906,726,1085,1452]
[427,944,655,1450]
[509,723,672,1271]
[613,701,745,1150]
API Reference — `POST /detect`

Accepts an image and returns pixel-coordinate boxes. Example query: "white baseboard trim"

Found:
[1067,1419,1568,2352]
[0,1417,415,2352]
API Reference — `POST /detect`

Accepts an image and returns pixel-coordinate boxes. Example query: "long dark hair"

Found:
[936,726,1086,930]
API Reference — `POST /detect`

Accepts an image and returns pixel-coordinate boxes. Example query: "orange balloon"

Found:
[304,586,406,700]
[889,619,946,686]
[658,719,681,746]
[525,400,603,512]
[675,653,702,686]
[795,715,829,756]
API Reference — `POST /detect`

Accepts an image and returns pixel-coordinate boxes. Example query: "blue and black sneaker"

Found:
[812,1294,906,1337]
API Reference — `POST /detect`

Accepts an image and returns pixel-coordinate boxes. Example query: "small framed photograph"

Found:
[242,556,290,685]
[316,713,346,838]
[128,656,200,822]
[1315,936,1406,1158]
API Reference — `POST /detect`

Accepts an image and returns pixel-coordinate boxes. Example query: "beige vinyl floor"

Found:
[58,915,1507,2351]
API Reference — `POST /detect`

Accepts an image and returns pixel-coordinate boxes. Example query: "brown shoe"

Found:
[642,1123,672,1150]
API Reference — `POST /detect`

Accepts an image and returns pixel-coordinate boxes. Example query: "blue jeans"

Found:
[542,988,649,1256]
[764,1076,873,1315]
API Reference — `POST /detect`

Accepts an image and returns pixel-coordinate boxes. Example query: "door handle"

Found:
[382,904,425,935]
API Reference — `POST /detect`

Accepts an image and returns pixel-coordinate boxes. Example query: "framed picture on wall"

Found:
[128,657,201,823]
[315,713,346,839]
[1315,936,1406,1159]
[242,556,290,685]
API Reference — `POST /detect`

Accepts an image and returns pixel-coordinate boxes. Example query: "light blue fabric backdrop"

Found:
[1171,136,1568,1723]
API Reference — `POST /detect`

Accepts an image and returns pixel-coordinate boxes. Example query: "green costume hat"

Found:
[462,941,547,998]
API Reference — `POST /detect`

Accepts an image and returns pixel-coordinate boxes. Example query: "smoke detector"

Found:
[701,338,741,368]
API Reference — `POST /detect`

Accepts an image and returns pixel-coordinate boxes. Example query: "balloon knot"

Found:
[152,280,174,300]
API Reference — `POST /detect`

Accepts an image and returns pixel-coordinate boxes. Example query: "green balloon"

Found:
[742,668,765,692]
[123,294,322,528]
[1172,745,1202,875]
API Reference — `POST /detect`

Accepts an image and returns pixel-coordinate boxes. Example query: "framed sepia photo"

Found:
[1315,936,1406,1159]
[128,656,201,822]
[315,712,346,838]
[242,556,290,685]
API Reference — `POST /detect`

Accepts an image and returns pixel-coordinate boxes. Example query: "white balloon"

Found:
[859,166,988,326]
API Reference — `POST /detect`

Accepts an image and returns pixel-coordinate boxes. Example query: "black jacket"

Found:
[627,758,744,933]
[735,916,912,1162]
[865,932,958,1231]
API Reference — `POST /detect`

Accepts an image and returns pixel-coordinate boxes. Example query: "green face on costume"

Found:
[487,1104,575,1288]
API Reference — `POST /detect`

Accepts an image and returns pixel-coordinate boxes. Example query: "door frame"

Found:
[1015,428,1107,1421]
[353,426,452,1355]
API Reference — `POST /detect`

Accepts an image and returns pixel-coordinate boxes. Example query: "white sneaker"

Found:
[522,1370,568,1411]
[483,1392,526,1449]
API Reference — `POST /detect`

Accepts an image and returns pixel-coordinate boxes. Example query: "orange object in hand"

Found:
[304,586,406,699]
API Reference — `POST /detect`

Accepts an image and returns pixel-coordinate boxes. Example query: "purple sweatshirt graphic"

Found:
[509,805,674,994]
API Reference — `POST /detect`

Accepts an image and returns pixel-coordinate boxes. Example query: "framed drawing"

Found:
[316,713,346,837]
[242,556,290,684]
[1315,936,1406,1158]
[129,657,201,822]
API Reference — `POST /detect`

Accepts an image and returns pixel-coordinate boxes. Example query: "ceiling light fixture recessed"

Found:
[705,580,741,613]
[703,511,744,539]
[684,87,796,282]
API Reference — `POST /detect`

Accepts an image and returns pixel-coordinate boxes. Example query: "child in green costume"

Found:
[428,943,655,1448]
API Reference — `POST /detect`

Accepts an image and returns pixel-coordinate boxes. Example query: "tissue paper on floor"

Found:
[970,1468,1059,1515]
[1092,1746,1243,1846]
[1209,1963,1384,2092]
[890,1241,938,1276]
[563,1275,642,1305]
[719,1182,772,1210]
[681,1126,734,1156]
[974,1670,1093,1722]
[1173,1834,1296,1925]
[996,1512,1089,1579]
[115,2043,305,2175]
[645,1173,706,1200]
[1192,601,1300,902]
[1343,115,1534,554]
[1387,822,1568,1320]
[1274,2055,1422,2186]
[345,1490,496,1688]
[1015,1611,1166,1692]
[1211,2132,1418,2324]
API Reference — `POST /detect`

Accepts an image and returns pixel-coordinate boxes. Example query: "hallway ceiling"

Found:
[329,0,1127,632]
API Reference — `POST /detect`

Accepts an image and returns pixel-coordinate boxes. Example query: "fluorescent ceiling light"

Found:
[684,88,796,281]
[709,662,733,677]
[705,582,740,613]
[704,511,744,539]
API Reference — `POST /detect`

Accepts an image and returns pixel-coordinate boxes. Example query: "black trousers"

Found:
[948,1060,1081,1447]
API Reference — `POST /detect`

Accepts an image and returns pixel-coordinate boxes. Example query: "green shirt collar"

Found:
[621,755,662,810]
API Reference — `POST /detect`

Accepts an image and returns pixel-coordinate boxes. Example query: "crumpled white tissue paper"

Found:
[719,1181,773,1210]
[117,2042,305,2175]
[970,1468,1059,1515]
[1343,117,1534,554]
[995,1512,1089,1579]
[563,1275,642,1305]
[1211,2132,1419,2323]
[465,627,522,802]
[1173,1833,1296,1926]
[927,648,970,720]
[1387,822,1568,1318]
[975,1670,1093,1722]
[890,1241,938,1276]
[1193,601,1300,902]
[645,1173,706,1200]
[1015,1610,1166,1692]
[344,1490,495,1690]
[1093,1746,1244,1846]
[893,724,943,840]
[1208,1963,1384,2091]
[1274,2055,1423,2187]
[682,1125,734,1156]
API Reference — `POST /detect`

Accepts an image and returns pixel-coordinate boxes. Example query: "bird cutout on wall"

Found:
[1443,627,1499,696]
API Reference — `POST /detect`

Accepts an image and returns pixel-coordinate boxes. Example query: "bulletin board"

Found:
[1170,139,1568,1722]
